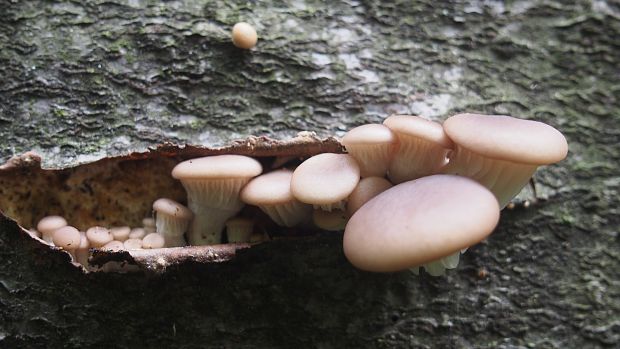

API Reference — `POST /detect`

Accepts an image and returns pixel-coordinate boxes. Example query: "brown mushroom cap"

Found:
[383,115,453,149]
[171,155,262,180]
[343,175,500,272]
[291,153,360,206]
[346,177,393,216]
[341,124,397,178]
[142,233,165,249]
[241,169,296,205]
[443,113,568,165]
[52,226,81,250]
[86,226,113,248]
[153,198,194,220]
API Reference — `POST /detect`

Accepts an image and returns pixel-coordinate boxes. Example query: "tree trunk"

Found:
[0,0,618,347]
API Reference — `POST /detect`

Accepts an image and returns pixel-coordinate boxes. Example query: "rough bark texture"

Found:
[1,0,619,348]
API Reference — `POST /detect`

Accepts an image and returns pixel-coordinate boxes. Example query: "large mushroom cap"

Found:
[171,155,263,179]
[383,115,453,149]
[241,169,295,205]
[443,113,568,165]
[153,198,194,220]
[291,153,360,205]
[343,175,500,272]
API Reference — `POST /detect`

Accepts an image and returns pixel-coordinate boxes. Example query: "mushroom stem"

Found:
[312,201,346,212]
[423,260,446,276]
[442,146,537,208]
[389,139,449,184]
[187,204,238,245]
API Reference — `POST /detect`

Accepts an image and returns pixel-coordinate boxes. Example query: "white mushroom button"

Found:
[152,198,193,247]
[37,216,68,244]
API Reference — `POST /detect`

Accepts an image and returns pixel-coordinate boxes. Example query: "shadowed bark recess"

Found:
[0,0,619,348]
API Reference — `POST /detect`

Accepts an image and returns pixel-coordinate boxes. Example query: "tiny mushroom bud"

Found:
[142,217,156,229]
[86,226,113,248]
[312,209,348,231]
[341,124,397,178]
[383,115,453,184]
[291,153,360,211]
[153,198,193,247]
[346,176,393,216]
[142,233,165,249]
[172,155,262,246]
[442,113,568,208]
[232,22,258,49]
[343,175,500,273]
[52,226,81,258]
[37,215,68,244]
[128,227,147,240]
[124,238,143,250]
[241,169,312,227]
[102,240,126,252]
[225,217,254,243]
[110,226,131,242]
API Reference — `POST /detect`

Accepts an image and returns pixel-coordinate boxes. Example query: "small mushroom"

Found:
[152,198,193,247]
[442,113,568,207]
[86,226,113,248]
[241,169,312,227]
[291,153,360,211]
[232,22,258,49]
[37,216,68,244]
[124,238,143,250]
[383,115,453,184]
[341,124,397,178]
[102,240,126,252]
[172,155,263,245]
[75,232,90,267]
[343,175,500,273]
[110,226,131,242]
[142,233,165,249]
[128,227,146,240]
[52,226,81,259]
[225,217,254,243]
[346,176,393,216]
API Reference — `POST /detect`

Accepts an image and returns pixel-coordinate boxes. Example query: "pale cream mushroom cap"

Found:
[291,153,360,206]
[86,226,113,248]
[128,228,147,239]
[343,175,500,272]
[52,226,81,250]
[110,226,131,242]
[37,216,68,235]
[346,177,393,216]
[341,124,397,177]
[153,198,194,220]
[443,113,568,165]
[142,233,165,249]
[142,218,156,229]
[172,155,262,180]
[102,240,125,252]
[232,22,258,49]
[383,115,453,149]
[124,238,143,250]
[241,169,297,206]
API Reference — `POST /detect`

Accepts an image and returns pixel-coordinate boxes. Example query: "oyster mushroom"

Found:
[86,226,113,248]
[172,155,263,245]
[152,198,193,247]
[240,169,312,227]
[343,175,500,273]
[346,176,393,216]
[110,226,131,242]
[442,113,568,208]
[142,233,165,249]
[341,124,397,178]
[291,153,360,212]
[37,215,68,244]
[383,115,453,184]
[52,226,81,259]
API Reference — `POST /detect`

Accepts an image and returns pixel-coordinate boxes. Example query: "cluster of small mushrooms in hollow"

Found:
[29,113,568,275]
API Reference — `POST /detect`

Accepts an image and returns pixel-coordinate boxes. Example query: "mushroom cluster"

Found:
[29,113,567,275]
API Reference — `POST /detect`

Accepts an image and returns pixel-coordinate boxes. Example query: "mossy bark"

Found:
[1,0,618,348]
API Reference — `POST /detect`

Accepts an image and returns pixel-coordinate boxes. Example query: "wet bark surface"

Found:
[1,0,619,348]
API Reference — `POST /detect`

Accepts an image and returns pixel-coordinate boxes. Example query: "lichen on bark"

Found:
[1,0,619,348]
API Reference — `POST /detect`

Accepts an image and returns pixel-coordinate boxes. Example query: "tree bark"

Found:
[1,0,618,348]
